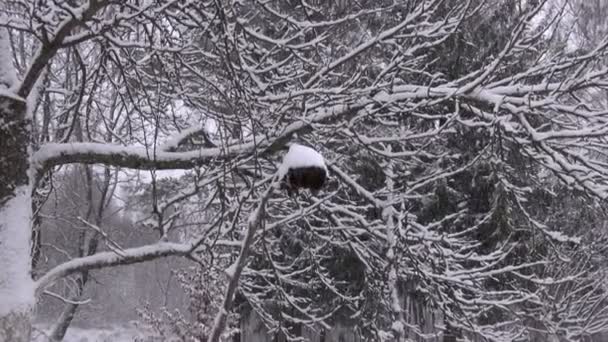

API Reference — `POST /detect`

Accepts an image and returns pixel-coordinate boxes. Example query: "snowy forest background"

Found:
[2,0,608,341]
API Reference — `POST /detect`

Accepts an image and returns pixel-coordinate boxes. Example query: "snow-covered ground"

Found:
[32,324,162,342]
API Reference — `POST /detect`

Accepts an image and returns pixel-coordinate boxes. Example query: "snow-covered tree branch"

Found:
[2,0,608,340]
[34,241,193,297]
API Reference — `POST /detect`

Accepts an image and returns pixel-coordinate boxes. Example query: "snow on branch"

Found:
[32,141,255,173]
[17,0,111,98]
[34,242,192,297]
[31,103,364,175]
[159,126,217,152]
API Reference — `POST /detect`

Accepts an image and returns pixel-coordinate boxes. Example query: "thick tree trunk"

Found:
[0,91,34,341]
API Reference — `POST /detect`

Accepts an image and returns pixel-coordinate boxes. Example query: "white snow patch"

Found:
[0,88,25,102]
[159,126,206,152]
[277,144,327,180]
[0,186,35,316]
[543,229,581,244]
[225,261,238,279]
[0,29,17,88]
[32,324,159,342]
[391,321,404,334]
[25,66,46,120]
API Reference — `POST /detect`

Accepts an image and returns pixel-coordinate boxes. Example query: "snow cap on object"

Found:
[278,143,327,179]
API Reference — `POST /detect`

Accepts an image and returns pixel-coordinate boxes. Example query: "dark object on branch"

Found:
[281,166,327,195]
[278,144,328,195]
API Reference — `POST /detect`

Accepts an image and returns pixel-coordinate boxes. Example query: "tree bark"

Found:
[48,269,89,342]
[208,185,275,342]
[0,92,34,341]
